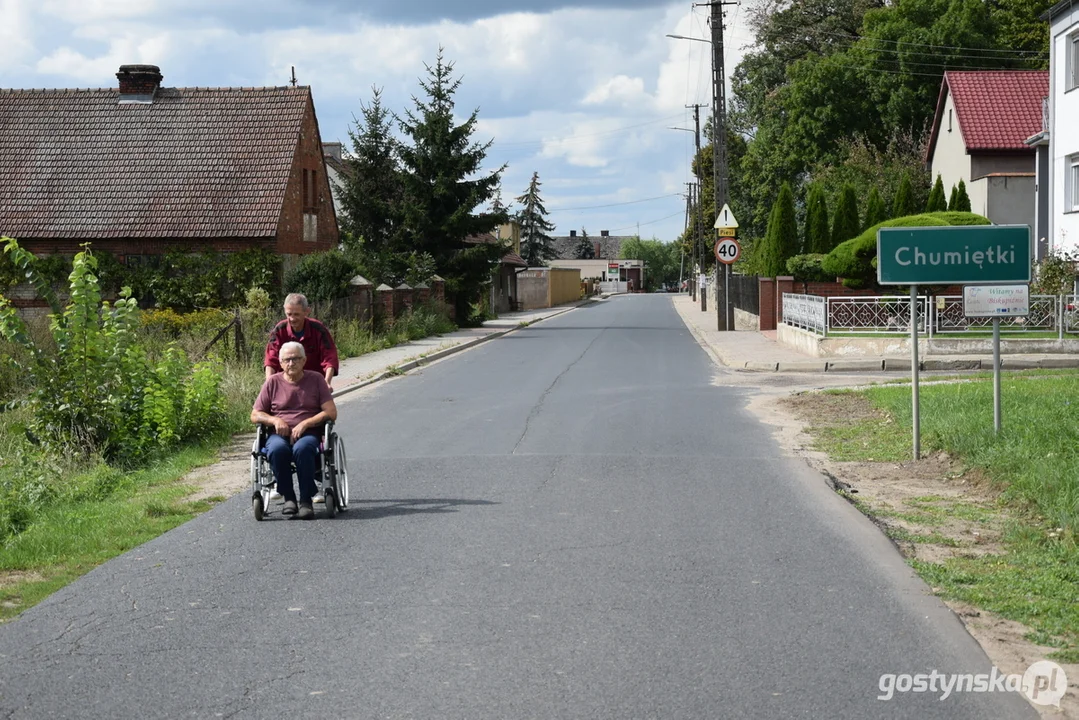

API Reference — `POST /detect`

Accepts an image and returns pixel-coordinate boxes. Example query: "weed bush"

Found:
[0,239,226,464]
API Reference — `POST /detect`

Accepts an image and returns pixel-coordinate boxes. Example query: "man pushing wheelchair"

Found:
[251,341,338,520]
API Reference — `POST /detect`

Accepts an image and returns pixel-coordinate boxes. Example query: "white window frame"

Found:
[1071,31,1079,91]
[1069,154,1079,212]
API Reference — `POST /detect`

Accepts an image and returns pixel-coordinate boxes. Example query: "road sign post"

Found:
[877,225,1032,458]
[963,285,1029,433]
[713,205,739,331]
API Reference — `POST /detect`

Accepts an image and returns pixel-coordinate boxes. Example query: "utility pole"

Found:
[710,0,736,330]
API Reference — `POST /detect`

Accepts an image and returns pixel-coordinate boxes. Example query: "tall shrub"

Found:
[926,174,947,212]
[758,183,798,277]
[892,173,916,217]
[831,184,861,249]
[955,179,972,212]
[804,184,831,255]
[863,187,888,229]
[948,184,959,210]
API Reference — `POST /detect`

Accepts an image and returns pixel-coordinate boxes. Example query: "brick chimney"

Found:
[322,141,343,161]
[594,241,601,258]
[116,64,162,103]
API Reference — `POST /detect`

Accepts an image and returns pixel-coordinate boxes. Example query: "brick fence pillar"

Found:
[375,283,394,324]
[414,282,430,305]
[395,282,413,315]
[776,276,795,327]
[349,274,373,324]
[759,277,776,331]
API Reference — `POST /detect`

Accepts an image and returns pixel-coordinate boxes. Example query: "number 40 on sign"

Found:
[714,237,741,265]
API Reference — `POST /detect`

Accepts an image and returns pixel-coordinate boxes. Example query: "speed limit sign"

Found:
[714,237,741,265]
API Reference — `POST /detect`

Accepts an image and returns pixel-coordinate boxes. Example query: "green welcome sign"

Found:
[877,225,1031,285]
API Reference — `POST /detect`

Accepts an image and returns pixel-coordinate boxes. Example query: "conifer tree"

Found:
[804,184,831,255]
[340,87,406,282]
[515,172,557,266]
[863,187,888,230]
[955,179,972,212]
[397,49,508,323]
[926,174,947,212]
[574,228,595,259]
[831,184,861,249]
[948,184,959,211]
[759,183,798,277]
[892,173,915,218]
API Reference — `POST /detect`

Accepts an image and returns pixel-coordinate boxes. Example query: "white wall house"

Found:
[1044,0,1079,256]
[926,71,1048,244]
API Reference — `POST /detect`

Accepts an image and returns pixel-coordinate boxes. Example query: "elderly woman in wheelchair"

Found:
[250,341,348,521]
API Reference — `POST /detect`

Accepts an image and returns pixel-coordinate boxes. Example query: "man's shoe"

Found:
[297,502,314,520]
[281,500,298,516]
[312,492,325,504]
[269,489,283,502]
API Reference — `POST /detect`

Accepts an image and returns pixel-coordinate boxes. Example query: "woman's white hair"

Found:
[280,341,306,359]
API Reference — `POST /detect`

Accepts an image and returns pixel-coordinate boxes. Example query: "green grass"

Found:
[0,443,224,622]
[807,373,1079,660]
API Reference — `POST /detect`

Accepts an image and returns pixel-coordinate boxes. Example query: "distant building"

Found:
[550,229,634,260]
[1040,0,1079,257]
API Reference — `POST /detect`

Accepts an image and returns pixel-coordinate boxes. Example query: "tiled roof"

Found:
[929,71,1048,158]
[551,234,630,260]
[0,85,311,240]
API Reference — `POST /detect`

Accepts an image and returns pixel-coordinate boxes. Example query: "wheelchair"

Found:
[250,420,349,521]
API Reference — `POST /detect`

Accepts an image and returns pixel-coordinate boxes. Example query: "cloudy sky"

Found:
[1,0,754,243]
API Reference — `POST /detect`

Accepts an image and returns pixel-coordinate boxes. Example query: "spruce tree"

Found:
[955,179,972,212]
[759,183,798,277]
[863,187,888,230]
[397,49,508,323]
[515,172,557,266]
[804,184,831,255]
[831,184,860,249]
[340,87,406,282]
[948,184,959,211]
[574,228,595,259]
[926,174,947,212]
[892,173,915,218]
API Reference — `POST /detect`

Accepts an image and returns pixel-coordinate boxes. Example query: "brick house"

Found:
[0,64,338,286]
[925,70,1048,235]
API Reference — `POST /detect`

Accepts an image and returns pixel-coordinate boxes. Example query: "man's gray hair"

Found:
[281,341,306,359]
[284,293,309,310]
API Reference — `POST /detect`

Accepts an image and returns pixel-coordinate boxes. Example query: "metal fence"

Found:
[782,293,1079,337]
[782,293,826,334]
[728,273,760,316]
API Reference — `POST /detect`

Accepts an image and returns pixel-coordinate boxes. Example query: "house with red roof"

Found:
[926,70,1048,248]
[1040,0,1079,259]
[0,64,338,285]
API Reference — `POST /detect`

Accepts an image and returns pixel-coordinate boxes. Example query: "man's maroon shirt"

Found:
[264,317,339,377]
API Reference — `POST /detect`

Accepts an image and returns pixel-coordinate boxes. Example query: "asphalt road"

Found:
[0,295,1036,719]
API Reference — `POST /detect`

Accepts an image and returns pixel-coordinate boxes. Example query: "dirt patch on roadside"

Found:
[749,388,1078,718]
[182,434,255,502]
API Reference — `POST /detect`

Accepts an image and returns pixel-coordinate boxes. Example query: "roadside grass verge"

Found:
[0,443,224,623]
[803,373,1079,662]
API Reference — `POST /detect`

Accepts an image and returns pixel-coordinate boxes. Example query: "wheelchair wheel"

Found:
[252,495,265,521]
[324,487,337,519]
[333,433,350,510]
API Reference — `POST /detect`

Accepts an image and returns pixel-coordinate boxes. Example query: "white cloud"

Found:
[0,0,37,69]
[583,75,648,108]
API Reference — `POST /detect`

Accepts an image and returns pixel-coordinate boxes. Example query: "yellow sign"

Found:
[717,227,737,237]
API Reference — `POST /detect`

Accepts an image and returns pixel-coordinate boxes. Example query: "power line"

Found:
[553,192,684,212]
[493,113,686,149]
[607,210,686,234]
